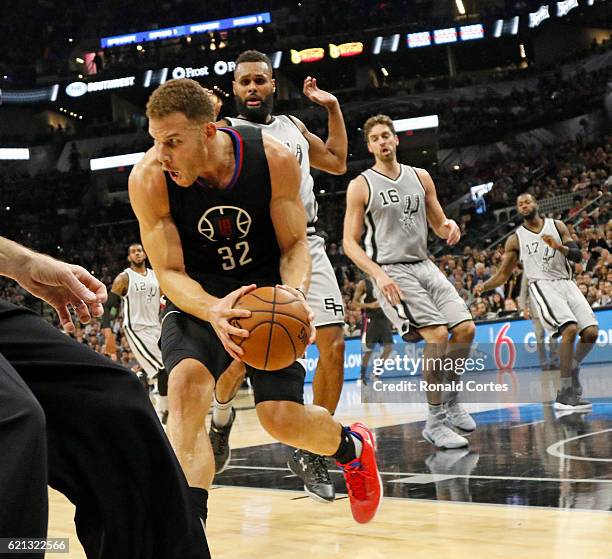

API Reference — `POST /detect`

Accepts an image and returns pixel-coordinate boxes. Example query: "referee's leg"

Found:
[0,303,209,559]
[0,353,47,555]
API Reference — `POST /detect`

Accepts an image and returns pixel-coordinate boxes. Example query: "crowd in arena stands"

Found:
[296,64,611,153]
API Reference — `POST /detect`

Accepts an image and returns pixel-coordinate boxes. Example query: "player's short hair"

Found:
[128,243,143,253]
[516,193,536,203]
[146,79,214,123]
[363,114,396,143]
[235,50,273,74]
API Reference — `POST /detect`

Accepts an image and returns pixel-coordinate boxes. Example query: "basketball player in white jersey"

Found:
[344,114,477,449]
[211,50,348,501]
[476,194,599,411]
[103,243,168,423]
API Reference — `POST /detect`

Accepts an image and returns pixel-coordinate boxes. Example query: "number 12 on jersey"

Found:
[218,241,252,271]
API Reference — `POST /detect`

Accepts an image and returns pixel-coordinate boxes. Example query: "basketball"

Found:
[230,286,310,370]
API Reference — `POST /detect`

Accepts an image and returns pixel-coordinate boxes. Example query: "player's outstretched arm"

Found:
[289,79,347,175]
[415,168,461,245]
[0,235,106,331]
[476,235,519,295]
[343,176,402,306]
[265,134,315,341]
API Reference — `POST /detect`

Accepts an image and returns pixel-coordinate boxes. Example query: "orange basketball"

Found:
[230,286,310,371]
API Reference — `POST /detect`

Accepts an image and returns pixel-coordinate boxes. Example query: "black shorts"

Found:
[161,303,305,405]
[0,301,209,558]
[362,314,393,350]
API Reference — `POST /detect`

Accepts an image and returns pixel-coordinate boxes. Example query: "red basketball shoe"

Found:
[336,423,383,524]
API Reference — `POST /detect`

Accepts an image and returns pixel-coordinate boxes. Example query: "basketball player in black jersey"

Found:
[129,79,382,525]
[352,276,394,386]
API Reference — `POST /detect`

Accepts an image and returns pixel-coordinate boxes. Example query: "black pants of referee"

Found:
[0,302,210,559]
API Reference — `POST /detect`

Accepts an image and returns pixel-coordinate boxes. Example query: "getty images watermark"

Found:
[370,355,506,394]
[360,342,612,404]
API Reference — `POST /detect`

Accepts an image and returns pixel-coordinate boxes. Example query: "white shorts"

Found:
[529,279,598,335]
[376,260,472,334]
[306,235,345,328]
[124,324,163,378]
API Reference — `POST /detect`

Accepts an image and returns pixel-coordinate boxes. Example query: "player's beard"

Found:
[235,95,274,124]
[522,208,538,221]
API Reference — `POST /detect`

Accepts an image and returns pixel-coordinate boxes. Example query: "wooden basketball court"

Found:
[49,373,612,558]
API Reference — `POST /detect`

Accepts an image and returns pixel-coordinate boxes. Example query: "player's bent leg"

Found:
[256,400,382,522]
[210,360,245,473]
[313,325,345,413]
[167,359,216,490]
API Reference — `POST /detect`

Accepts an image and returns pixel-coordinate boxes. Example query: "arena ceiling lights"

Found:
[90,152,145,171]
[372,34,400,54]
[529,5,551,27]
[0,85,59,104]
[393,115,439,133]
[557,0,579,15]
[493,16,519,37]
[0,148,30,160]
[100,12,272,48]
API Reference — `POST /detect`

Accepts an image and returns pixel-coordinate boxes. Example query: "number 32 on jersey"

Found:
[218,241,252,271]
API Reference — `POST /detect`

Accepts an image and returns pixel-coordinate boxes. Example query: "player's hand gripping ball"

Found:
[230,286,310,370]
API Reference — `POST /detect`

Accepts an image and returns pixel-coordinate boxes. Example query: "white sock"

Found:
[157,395,168,414]
[212,395,234,427]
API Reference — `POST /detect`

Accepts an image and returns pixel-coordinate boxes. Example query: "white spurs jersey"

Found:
[362,165,429,264]
[122,267,161,330]
[515,218,572,281]
[225,116,317,227]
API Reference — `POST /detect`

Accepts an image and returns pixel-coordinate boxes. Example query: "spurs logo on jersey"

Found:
[541,246,556,272]
[132,280,158,304]
[400,194,420,232]
[197,206,252,242]
[280,140,304,165]
[516,218,571,281]
[362,165,428,264]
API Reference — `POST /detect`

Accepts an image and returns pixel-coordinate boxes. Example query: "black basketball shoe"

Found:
[553,387,591,411]
[288,449,335,503]
[209,407,235,474]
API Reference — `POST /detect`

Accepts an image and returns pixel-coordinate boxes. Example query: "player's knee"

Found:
[169,363,215,408]
[317,327,345,358]
[427,325,449,345]
[453,321,475,342]
[581,325,598,344]
[256,402,295,441]
[560,322,578,340]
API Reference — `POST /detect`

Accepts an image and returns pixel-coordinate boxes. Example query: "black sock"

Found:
[333,426,358,464]
[189,487,209,526]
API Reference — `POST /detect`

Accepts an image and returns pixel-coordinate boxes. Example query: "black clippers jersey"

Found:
[165,126,282,298]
